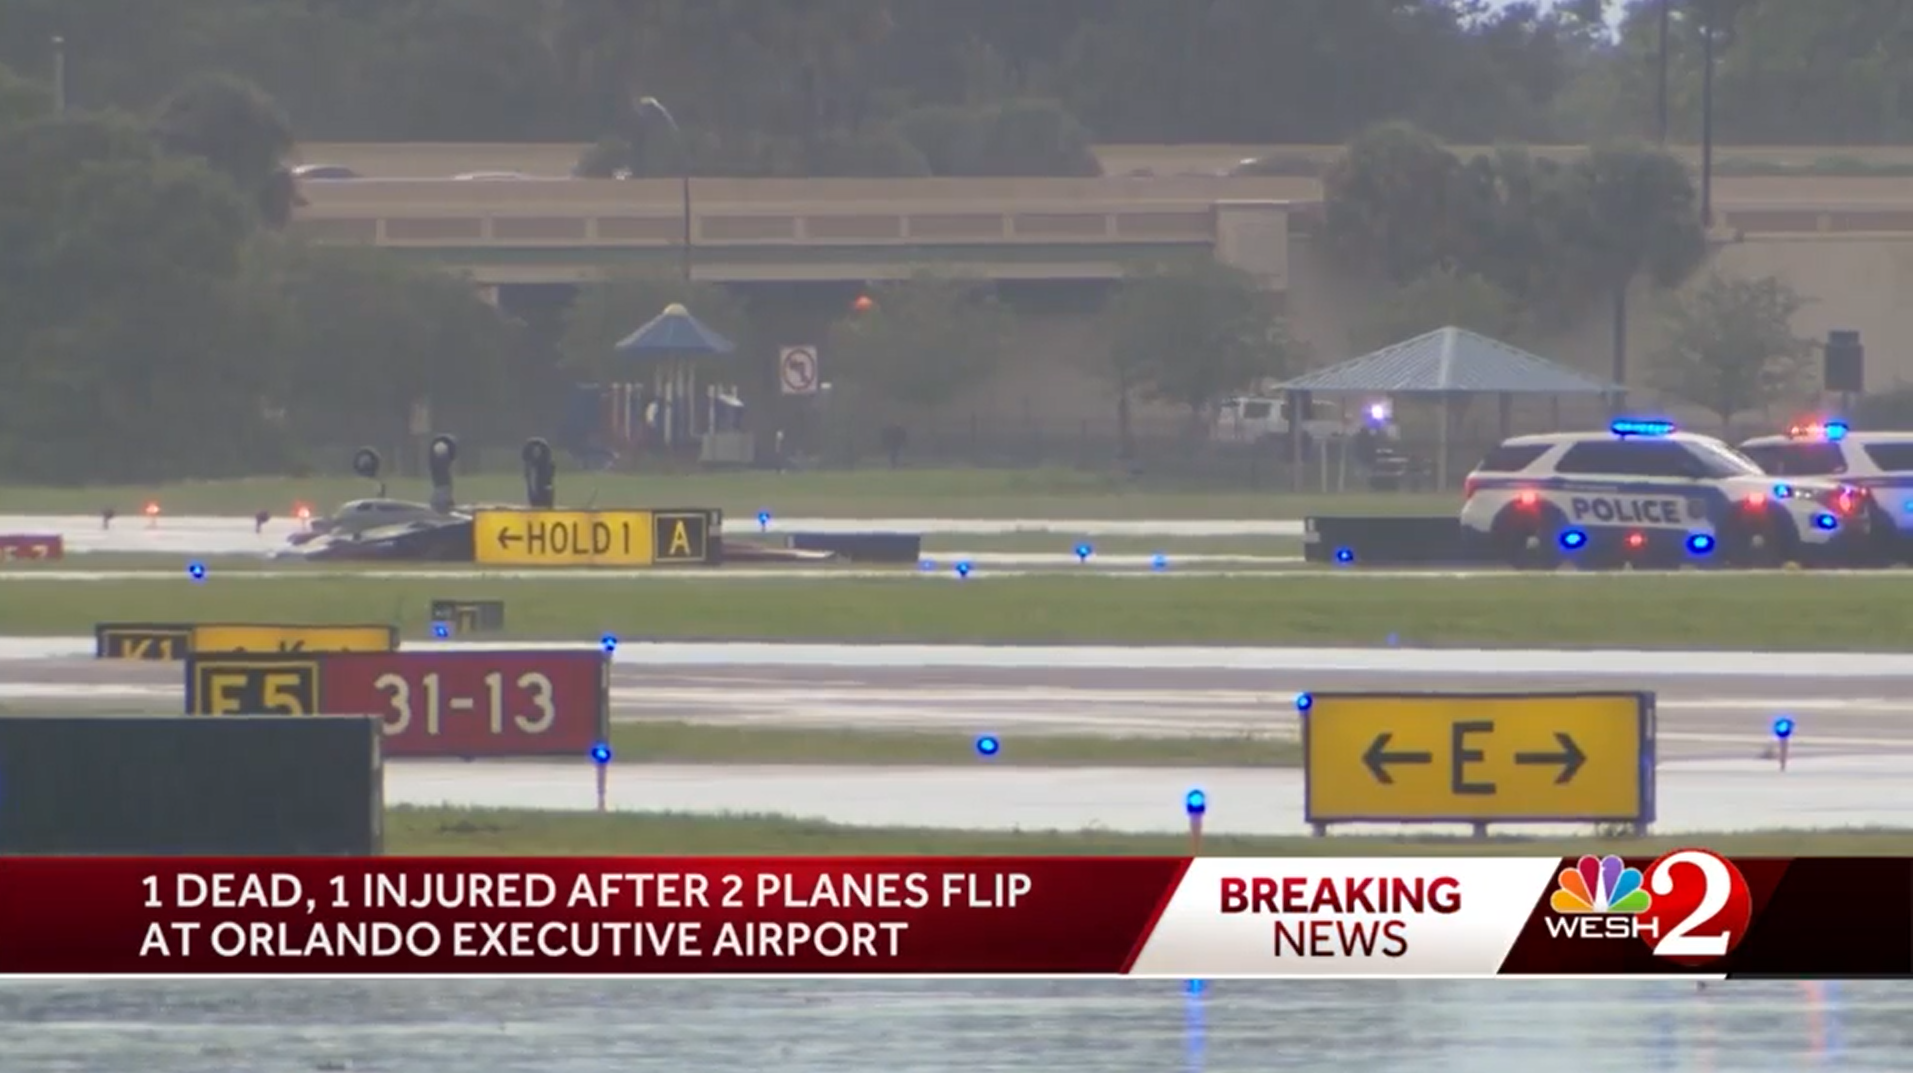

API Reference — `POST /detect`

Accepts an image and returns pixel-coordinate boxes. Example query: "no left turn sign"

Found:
[779,346,819,395]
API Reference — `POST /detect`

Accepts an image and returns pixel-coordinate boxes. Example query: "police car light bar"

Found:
[1788,420,1849,441]
[1611,419,1676,437]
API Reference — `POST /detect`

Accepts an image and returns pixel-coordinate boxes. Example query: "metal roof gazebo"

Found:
[1272,326,1621,488]
[612,302,736,450]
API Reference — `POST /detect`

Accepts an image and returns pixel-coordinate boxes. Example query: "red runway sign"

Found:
[0,534,64,561]
[318,650,610,758]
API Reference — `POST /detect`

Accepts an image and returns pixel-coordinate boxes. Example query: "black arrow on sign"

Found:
[1514,733,1587,784]
[1362,733,1433,784]
[496,529,523,549]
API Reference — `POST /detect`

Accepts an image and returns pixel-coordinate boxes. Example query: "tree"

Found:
[1321,122,1469,284]
[1649,271,1813,428]
[1355,267,1523,353]
[259,240,515,451]
[0,61,48,129]
[1103,261,1297,438]
[151,73,298,226]
[0,114,281,482]
[1557,142,1708,401]
[825,273,1010,416]
[559,270,752,384]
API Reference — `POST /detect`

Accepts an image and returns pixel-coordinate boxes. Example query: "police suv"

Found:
[1740,421,1913,560]
[1460,420,1869,568]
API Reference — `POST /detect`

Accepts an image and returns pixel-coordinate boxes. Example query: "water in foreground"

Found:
[0,978,1900,1071]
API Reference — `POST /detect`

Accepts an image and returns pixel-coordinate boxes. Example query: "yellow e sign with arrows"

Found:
[1303,692,1654,831]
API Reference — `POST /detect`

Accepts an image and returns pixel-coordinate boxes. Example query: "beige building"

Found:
[289,156,1913,453]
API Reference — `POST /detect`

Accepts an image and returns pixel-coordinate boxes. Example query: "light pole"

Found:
[637,96,692,282]
[1655,0,1670,143]
[51,34,65,114]
[1700,0,1716,227]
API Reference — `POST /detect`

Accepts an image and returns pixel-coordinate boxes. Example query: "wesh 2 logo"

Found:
[1545,849,1753,963]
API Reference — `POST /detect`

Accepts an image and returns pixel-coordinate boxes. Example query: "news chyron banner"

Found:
[0,854,1905,977]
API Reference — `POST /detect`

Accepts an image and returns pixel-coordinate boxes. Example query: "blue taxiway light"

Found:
[975,735,1000,757]
[187,561,207,580]
[757,510,772,530]
[1295,692,1313,712]
[589,742,613,764]
[919,558,937,572]
[1333,547,1354,564]
[955,560,973,578]
[431,621,451,639]
[601,633,619,653]
[1151,553,1168,571]
[1772,717,1795,740]
[1185,789,1207,815]
[1075,543,1093,562]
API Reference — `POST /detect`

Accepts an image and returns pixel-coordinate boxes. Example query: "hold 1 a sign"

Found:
[779,346,819,395]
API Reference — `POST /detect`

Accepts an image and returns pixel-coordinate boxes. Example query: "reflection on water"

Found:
[0,978,1906,1071]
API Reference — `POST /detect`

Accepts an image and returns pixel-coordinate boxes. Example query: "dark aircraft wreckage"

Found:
[278,435,832,564]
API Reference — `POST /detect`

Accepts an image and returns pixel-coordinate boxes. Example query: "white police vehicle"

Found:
[1460,419,1868,568]
[1740,420,1913,560]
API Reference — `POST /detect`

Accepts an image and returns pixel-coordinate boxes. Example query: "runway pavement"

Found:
[381,754,1913,837]
[7,646,1913,762]
[0,514,1308,557]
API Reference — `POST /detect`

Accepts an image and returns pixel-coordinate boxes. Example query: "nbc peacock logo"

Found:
[1542,854,1660,940]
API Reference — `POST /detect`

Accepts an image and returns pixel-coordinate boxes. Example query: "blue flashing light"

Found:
[1184,789,1207,816]
[756,510,771,530]
[1774,484,1794,499]
[975,734,1000,757]
[1813,512,1839,531]
[1295,692,1313,713]
[955,560,972,578]
[1686,532,1716,556]
[186,561,206,581]
[431,621,451,639]
[1903,499,1913,515]
[589,742,613,764]
[600,633,618,653]
[1333,546,1354,564]
[1611,418,1676,438]
[1559,529,1588,551]
[1772,716,1795,740]
[1075,542,1093,562]
[1185,978,1207,995]
[1151,553,1169,571]
[1826,421,1849,441]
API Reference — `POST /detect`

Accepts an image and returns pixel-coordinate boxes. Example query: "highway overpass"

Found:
[291,167,1913,286]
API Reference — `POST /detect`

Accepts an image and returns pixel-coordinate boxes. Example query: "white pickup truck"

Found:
[1210,395,1397,446]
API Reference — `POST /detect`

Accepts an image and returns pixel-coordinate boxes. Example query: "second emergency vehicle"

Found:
[1740,421,1913,560]
[1460,420,1870,568]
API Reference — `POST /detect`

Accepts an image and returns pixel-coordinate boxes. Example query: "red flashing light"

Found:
[1743,493,1766,508]
[1515,491,1539,508]
[851,294,875,313]
[143,501,160,516]
[1625,531,1646,550]
[294,503,313,522]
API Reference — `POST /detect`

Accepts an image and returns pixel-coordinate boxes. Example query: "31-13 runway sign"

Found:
[184,649,610,758]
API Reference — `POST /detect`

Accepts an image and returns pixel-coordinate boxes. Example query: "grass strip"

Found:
[6,573,1913,648]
